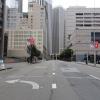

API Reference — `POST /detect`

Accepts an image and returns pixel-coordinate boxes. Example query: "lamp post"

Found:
[93,32,96,67]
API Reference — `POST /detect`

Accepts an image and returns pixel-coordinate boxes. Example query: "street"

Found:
[0,61,100,100]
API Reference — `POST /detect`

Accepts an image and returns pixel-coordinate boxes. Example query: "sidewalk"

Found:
[0,58,23,71]
[77,62,100,68]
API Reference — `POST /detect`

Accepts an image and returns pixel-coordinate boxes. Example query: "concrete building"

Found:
[7,2,45,57]
[29,0,45,6]
[7,29,43,57]
[6,8,22,30]
[52,7,64,55]
[17,0,23,12]
[65,7,100,61]
[28,0,53,56]
[0,0,6,59]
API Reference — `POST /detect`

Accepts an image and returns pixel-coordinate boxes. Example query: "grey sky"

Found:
[6,0,100,12]
[52,0,100,8]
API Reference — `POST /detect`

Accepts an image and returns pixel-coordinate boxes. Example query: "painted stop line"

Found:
[5,79,39,90]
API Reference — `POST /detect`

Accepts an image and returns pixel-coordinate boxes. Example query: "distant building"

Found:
[52,7,65,55]
[0,0,6,58]
[65,7,100,61]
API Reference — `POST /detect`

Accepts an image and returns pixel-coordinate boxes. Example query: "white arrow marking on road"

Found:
[19,80,39,89]
[6,79,39,89]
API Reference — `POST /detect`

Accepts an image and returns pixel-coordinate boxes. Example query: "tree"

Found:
[59,48,73,61]
[27,44,41,63]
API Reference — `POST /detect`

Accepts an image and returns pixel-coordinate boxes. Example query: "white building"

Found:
[7,2,45,58]
[7,29,43,57]
[52,7,65,55]
[30,0,53,56]
[65,7,100,61]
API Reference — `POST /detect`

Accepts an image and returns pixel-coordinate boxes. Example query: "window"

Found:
[76,13,83,15]
[76,24,83,26]
[93,24,100,26]
[76,20,83,23]
[84,24,92,26]
[84,13,91,15]
[76,17,83,19]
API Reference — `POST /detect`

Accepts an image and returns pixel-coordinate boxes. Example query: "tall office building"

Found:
[65,7,100,61]
[0,0,5,59]
[17,0,23,12]
[28,0,45,6]
[44,0,52,56]
[6,8,22,29]
[7,2,44,57]
[6,0,23,12]
[52,7,64,55]
[28,0,53,56]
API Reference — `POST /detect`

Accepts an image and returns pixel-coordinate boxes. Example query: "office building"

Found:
[28,0,53,56]
[7,2,45,57]
[52,7,64,55]
[7,29,43,57]
[65,7,100,61]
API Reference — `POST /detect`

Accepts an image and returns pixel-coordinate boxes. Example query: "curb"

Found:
[77,62,100,68]
[0,67,12,71]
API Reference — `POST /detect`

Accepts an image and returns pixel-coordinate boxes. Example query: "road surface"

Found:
[0,60,100,100]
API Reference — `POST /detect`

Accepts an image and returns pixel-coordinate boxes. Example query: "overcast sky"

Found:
[7,0,100,12]
[52,0,100,8]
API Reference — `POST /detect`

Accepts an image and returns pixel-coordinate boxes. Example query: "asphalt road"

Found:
[0,61,100,100]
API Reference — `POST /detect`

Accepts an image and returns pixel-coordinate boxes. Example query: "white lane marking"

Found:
[52,73,55,75]
[6,79,19,83]
[65,77,82,79]
[52,83,57,89]
[89,75,100,80]
[61,68,80,72]
[6,79,39,89]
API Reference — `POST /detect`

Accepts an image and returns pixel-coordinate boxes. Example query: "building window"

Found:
[93,24,100,26]
[91,32,100,43]
[84,24,92,26]
[76,24,83,26]
[76,20,83,23]
[84,13,92,15]
[84,21,92,23]
[84,17,92,19]
[76,17,83,19]
[76,13,83,15]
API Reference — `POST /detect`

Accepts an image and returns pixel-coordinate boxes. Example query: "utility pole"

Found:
[93,32,96,67]
[0,0,6,69]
